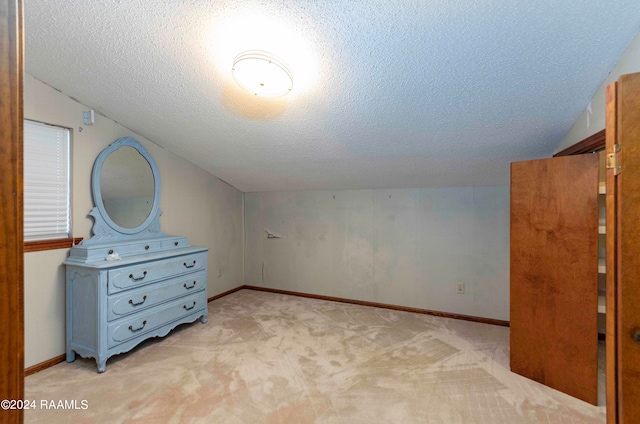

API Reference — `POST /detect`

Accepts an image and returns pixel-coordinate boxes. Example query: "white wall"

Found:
[244,186,510,321]
[557,30,640,152]
[24,74,244,368]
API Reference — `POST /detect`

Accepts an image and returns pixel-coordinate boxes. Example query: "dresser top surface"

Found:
[64,244,208,269]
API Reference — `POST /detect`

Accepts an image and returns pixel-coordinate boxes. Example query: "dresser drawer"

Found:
[130,241,162,254]
[107,252,207,294]
[107,271,206,321]
[162,238,187,249]
[107,292,205,348]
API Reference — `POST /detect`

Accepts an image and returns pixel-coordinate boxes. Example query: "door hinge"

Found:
[606,144,621,175]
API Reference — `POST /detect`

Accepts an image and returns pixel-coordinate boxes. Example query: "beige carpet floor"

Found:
[25,289,606,423]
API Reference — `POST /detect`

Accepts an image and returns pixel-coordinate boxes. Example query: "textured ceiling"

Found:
[25,1,640,192]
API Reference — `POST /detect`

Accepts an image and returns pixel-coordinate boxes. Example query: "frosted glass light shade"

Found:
[232,51,293,97]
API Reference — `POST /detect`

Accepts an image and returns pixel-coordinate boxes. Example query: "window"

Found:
[23,119,70,243]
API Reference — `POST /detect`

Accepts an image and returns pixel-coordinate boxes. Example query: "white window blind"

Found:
[23,120,70,241]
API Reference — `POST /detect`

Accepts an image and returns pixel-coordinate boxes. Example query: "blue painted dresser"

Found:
[64,237,208,373]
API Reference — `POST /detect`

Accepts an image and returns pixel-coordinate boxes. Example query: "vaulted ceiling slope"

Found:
[25,1,640,192]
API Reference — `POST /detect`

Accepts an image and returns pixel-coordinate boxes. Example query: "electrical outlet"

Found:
[456,282,465,294]
[218,268,223,278]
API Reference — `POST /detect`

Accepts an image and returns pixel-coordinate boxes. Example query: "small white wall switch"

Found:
[83,110,95,125]
[456,282,465,294]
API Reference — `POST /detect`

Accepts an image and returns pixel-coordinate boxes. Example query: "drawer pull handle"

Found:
[174,241,179,246]
[183,301,197,311]
[183,261,197,269]
[145,245,150,250]
[128,320,147,332]
[128,295,147,306]
[184,281,197,290]
[129,271,147,281]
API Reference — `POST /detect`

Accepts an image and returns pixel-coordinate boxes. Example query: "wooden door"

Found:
[606,72,640,423]
[0,0,24,423]
[511,154,599,405]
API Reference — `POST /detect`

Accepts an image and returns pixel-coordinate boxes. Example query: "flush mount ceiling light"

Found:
[232,50,293,97]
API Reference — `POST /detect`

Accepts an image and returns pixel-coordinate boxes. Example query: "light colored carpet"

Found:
[25,289,606,423]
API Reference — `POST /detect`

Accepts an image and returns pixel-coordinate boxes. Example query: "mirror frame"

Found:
[84,136,166,244]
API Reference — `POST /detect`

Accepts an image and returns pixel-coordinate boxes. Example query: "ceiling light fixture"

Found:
[232,50,293,97]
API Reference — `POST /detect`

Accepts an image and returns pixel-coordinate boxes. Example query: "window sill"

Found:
[24,237,83,253]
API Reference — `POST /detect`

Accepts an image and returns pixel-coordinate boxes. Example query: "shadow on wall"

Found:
[221,81,288,120]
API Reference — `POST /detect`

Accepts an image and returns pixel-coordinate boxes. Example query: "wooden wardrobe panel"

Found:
[605,81,619,423]
[615,72,640,423]
[0,0,24,422]
[510,154,599,405]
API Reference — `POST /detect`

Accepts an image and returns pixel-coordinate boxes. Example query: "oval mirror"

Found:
[87,137,164,242]
[100,146,155,228]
